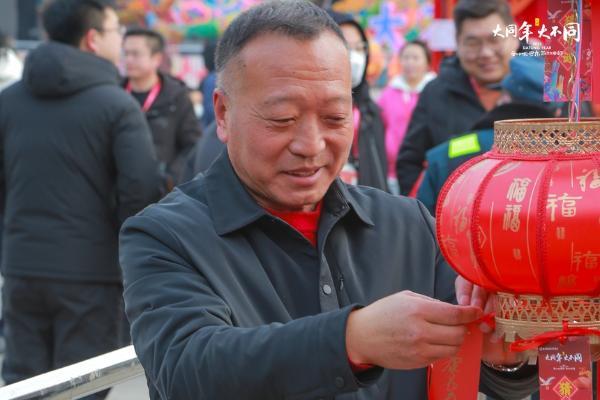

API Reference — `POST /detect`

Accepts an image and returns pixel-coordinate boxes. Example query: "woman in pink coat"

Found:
[378,40,435,194]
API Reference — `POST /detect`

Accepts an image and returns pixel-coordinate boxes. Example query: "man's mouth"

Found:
[287,168,320,177]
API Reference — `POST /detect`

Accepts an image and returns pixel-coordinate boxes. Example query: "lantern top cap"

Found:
[494,118,600,155]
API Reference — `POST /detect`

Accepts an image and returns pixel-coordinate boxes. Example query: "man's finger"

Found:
[455,276,473,306]
[422,322,468,346]
[422,301,482,326]
[420,343,462,362]
[470,284,488,310]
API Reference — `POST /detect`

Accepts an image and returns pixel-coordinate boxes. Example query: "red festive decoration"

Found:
[437,118,600,359]
[437,119,600,297]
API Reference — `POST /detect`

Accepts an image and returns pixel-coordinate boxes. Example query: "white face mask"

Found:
[194,104,204,119]
[349,50,367,88]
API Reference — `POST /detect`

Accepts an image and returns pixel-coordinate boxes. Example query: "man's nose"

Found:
[479,44,495,58]
[288,117,326,157]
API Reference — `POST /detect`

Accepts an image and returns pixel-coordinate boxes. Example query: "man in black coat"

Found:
[120,2,538,399]
[123,28,202,190]
[0,0,161,393]
[395,0,519,195]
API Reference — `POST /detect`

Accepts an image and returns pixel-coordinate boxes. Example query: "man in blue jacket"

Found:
[120,2,538,399]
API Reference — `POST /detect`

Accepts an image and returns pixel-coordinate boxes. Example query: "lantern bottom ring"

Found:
[494,292,600,359]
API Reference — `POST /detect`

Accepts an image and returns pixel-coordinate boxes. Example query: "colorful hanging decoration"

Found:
[543,0,592,112]
[116,0,260,41]
[593,1,600,103]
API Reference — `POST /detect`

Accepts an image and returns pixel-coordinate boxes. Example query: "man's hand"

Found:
[345,290,482,370]
[455,276,523,366]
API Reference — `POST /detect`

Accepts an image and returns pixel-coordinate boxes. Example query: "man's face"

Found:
[123,36,162,79]
[93,8,123,66]
[214,32,353,212]
[456,13,518,85]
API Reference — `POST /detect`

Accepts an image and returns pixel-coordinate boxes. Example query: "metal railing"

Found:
[0,345,143,400]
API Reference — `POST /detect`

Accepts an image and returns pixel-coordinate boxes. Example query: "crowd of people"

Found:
[0,0,588,399]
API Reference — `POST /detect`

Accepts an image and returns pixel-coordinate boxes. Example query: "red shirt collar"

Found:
[265,202,323,247]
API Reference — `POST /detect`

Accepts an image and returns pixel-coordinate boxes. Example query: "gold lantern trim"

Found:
[494,118,600,155]
[495,292,600,345]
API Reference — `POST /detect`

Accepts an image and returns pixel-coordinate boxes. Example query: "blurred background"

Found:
[0,0,545,90]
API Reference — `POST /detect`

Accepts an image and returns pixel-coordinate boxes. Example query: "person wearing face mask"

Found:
[378,40,436,195]
[326,10,389,192]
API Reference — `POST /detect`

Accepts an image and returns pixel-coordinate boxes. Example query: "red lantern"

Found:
[437,118,600,355]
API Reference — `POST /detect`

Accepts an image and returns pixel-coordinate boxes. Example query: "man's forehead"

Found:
[261,91,351,107]
[124,36,152,51]
[104,7,118,23]
[222,31,348,88]
[238,31,347,63]
[459,13,506,38]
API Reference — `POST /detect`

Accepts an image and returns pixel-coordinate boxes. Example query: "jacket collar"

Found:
[122,71,182,110]
[389,72,436,93]
[437,56,479,101]
[204,151,374,236]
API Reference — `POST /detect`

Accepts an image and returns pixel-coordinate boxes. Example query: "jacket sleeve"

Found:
[120,215,369,400]
[416,152,441,215]
[169,91,202,183]
[415,171,436,216]
[112,103,162,225]
[395,87,434,195]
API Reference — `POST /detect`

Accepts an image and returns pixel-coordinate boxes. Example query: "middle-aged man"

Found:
[123,28,202,189]
[395,0,519,195]
[0,0,160,393]
[120,2,538,399]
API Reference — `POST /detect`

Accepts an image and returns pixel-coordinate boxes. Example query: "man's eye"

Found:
[271,118,295,125]
[325,116,347,124]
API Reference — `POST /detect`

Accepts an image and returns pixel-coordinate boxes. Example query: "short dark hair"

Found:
[41,0,115,47]
[453,0,513,36]
[400,39,431,65]
[124,27,166,54]
[215,0,345,87]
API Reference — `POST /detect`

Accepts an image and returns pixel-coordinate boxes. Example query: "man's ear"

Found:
[80,29,99,54]
[214,88,229,144]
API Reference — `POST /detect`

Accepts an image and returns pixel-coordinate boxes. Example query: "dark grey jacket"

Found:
[0,41,161,283]
[120,152,537,399]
